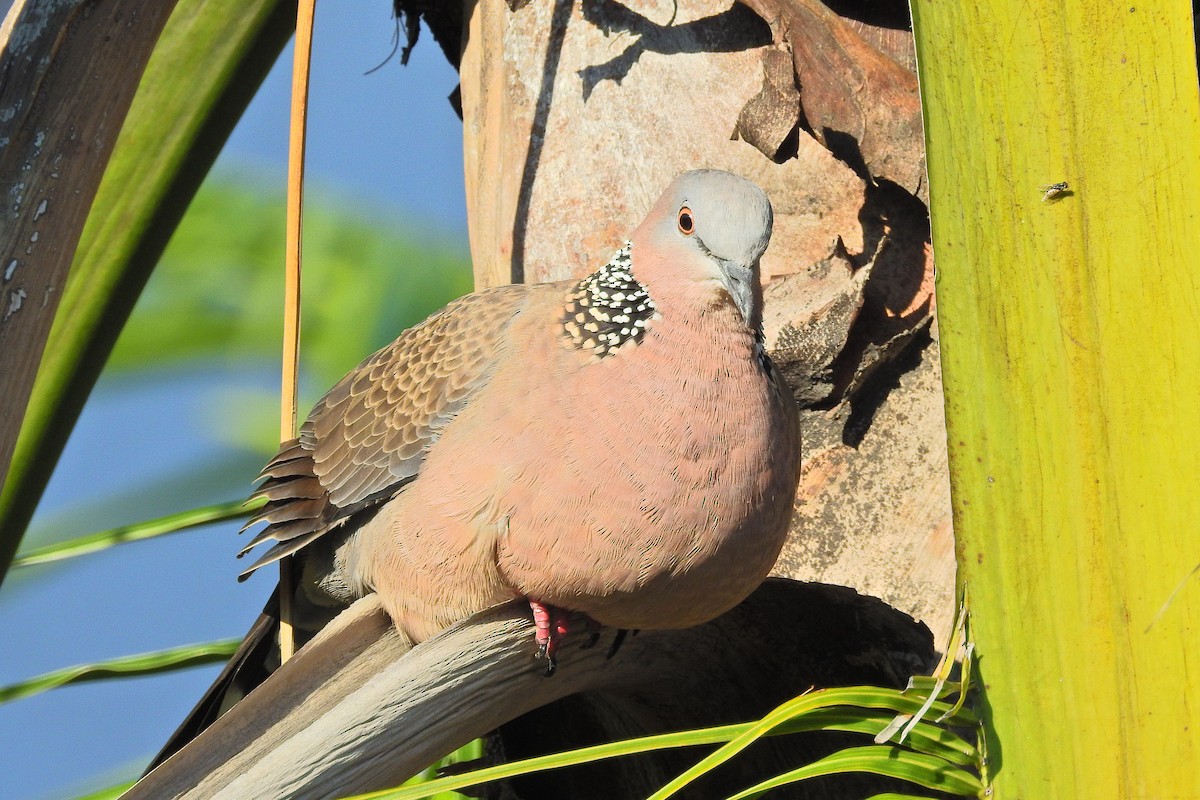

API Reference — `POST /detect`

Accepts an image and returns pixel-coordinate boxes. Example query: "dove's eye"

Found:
[677,207,694,235]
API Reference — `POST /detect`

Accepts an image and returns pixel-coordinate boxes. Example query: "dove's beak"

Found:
[717,259,757,330]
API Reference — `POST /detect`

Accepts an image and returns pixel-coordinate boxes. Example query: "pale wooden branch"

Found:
[131,595,614,799]
[129,580,933,800]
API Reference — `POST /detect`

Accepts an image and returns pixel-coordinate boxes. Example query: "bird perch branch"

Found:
[129,580,933,800]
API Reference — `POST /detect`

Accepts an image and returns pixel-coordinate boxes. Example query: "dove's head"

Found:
[633,169,773,332]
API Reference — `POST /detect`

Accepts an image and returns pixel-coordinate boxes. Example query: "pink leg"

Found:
[528,599,572,675]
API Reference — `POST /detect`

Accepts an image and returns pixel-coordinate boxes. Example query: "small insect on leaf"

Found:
[1040,181,1070,202]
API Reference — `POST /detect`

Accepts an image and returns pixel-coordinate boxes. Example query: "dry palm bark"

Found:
[452,0,952,641]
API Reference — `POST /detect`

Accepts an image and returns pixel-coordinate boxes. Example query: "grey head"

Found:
[634,169,774,332]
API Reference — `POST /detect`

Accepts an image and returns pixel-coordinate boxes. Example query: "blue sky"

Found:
[0,5,467,798]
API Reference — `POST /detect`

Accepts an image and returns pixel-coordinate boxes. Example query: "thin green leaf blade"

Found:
[339,724,741,800]
[774,709,976,766]
[350,686,978,800]
[12,497,260,569]
[723,745,983,800]
[647,686,973,800]
[0,639,239,705]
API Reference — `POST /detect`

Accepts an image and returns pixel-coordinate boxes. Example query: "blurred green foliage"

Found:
[109,173,473,386]
[104,172,473,453]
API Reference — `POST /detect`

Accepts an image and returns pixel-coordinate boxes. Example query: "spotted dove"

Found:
[151,169,800,766]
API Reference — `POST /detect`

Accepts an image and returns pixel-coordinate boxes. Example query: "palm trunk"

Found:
[912,0,1200,793]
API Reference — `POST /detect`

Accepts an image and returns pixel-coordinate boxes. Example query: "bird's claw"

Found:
[529,599,569,677]
[535,636,557,676]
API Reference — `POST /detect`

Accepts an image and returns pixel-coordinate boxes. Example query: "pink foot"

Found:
[528,599,572,675]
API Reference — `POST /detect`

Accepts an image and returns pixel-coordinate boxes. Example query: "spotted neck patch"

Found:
[561,242,658,358]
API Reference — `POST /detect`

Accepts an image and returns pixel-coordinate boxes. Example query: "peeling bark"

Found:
[740,0,927,202]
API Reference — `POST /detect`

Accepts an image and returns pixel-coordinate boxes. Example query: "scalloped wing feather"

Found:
[239,284,541,577]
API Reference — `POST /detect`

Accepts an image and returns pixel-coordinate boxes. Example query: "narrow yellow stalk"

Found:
[279,0,317,663]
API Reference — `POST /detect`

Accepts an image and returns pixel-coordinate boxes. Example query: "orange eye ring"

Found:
[677,207,694,235]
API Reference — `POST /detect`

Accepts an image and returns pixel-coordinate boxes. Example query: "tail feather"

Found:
[237,527,329,580]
